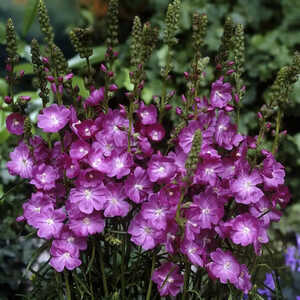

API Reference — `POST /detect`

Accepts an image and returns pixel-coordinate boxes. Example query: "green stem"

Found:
[272,110,282,155]
[55,272,64,300]
[121,231,126,299]
[159,45,171,123]
[98,243,109,297]
[146,253,156,300]
[64,270,72,300]
[182,257,190,300]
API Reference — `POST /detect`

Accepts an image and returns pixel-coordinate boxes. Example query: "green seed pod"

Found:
[38,0,54,45]
[69,28,93,59]
[185,129,202,176]
[24,117,32,143]
[233,24,245,78]
[216,17,235,67]
[164,0,181,47]
[106,0,119,49]
[130,16,143,68]
[192,13,208,56]
[6,18,18,64]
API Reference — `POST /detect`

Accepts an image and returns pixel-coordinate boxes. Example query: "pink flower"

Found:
[85,87,104,106]
[102,183,130,217]
[128,214,160,250]
[180,239,204,266]
[137,103,157,125]
[207,248,240,284]
[152,262,184,297]
[69,184,106,214]
[147,153,177,183]
[33,206,66,240]
[210,77,232,108]
[7,141,33,179]
[68,210,105,237]
[231,169,263,204]
[191,192,224,229]
[50,241,81,272]
[30,163,59,191]
[69,139,90,160]
[229,213,259,246]
[6,112,25,135]
[106,150,133,179]
[147,123,165,142]
[37,104,70,132]
[233,264,252,294]
[124,167,153,203]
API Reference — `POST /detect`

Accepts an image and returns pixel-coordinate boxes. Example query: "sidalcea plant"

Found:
[3,0,300,299]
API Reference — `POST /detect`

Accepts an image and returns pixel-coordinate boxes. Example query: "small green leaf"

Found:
[72,76,89,98]
[14,63,34,75]
[0,22,5,44]
[68,46,106,69]
[0,79,8,96]
[23,0,39,36]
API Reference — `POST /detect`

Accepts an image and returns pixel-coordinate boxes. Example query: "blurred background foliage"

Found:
[0,0,300,298]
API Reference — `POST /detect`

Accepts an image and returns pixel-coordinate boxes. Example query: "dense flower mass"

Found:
[7,61,291,297]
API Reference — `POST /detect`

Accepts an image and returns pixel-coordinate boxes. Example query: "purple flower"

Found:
[85,87,105,106]
[69,139,90,160]
[147,123,165,142]
[54,225,87,251]
[102,109,129,148]
[207,248,240,284]
[137,103,157,125]
[75,119,98,139]
[76,168,103,188]
[7,141,34,178]
[261,154,285,190]
[229,213,259,246]
[102,183,130,217]
[6,112,25,135]
[233,264,252,294]
[191,192,224,229]
[30,163,59,191]
[33,206,66,240]
[180,239,204,266]
[210,77,232,108]
[106,150,133,179]
[178,120,200,154]
[147,153,177,183]
[22,192,54,226]
[88,149,110,173]
[258,273,275,299]
[140,193,169,230]
[68,210,105,237]
[37,104,70,133]
[231,169,263,204]
[194,157,224,186]
[249,196,281,225]
[50,240,81,272]
[124,167,153,203]
[128,214,160,250]
[69,184,106,214]
[152,262,184,297]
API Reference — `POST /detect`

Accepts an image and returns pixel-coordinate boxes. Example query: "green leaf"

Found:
[0,22,5,44]
[14,63,34,75]
[115,68,134,91]
[0,110,10,144]
[23,0,39,36]
[0,79,8,97]
[68,46,106,69]
[72,76,89,98]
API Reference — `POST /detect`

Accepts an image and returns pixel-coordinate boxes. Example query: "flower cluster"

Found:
[6,66,290,296]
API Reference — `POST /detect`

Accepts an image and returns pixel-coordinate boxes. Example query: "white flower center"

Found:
[242,226,250,234]
[224,261,231,270]
[40,172,47,183]
[202,208,210,215]
[205,168,214,175]
[83,217,90,225]
[63,252,70,258]
[51,114,59,125]
[13,120,20,126]
[67,237,75,243]
[134,184,143,191]
[115,158,124,169]
[84,189,92,200]
[46,218,54,225]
